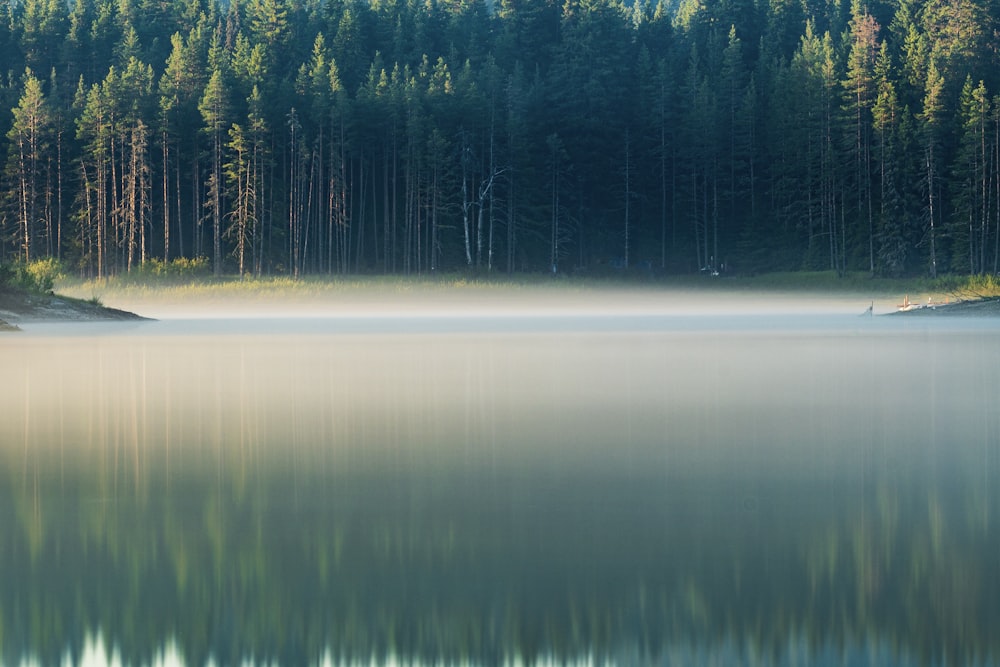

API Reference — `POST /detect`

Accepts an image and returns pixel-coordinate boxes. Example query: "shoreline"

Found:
[887,296,1000,316]
[4,281,1000,329]
[0,287,150,329]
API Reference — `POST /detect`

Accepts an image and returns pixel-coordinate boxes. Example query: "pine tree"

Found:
[119,57,154,269]
[19,0,68,74]
[720,25,750,268]
[786,22,839,271]
[919,60,945,277]
[922,0,989,85]
[871,42,907,276]
[159,28,209,261]
[950,77,990,274]
[5,70,53,262]
[76,78,112,276]
[225,121,251,276]
[331,1,367,92]
[199,66,230,276]
[842,1,879,273]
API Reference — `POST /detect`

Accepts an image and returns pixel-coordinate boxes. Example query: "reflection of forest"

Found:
[3,329,1000,665]
[1,446,997,667]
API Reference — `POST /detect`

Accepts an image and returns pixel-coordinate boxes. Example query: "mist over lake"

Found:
[2,289,998,666]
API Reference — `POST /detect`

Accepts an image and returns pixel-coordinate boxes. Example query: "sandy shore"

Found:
[888,296,1000,316]
[0,287,148,330]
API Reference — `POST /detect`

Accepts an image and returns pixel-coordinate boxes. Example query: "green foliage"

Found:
[933,272,1000,298]
[0,258,65,293]
[965,273,1000,296]
[2,0,1000,279]
[122,257,212,283]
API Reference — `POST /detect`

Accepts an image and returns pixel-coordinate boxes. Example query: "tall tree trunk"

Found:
[212,128,222,276]
[926,147,938,278]
[162,131,170,261]
[624,127,631,270]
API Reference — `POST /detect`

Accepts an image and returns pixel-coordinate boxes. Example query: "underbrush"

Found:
[934,273,1000,299]
[118,257,213,283]
[0,258,66,293]
[52,261,1000,303]
[722,270,932,294]
[718,271,1000,301]
[61,266,568,299]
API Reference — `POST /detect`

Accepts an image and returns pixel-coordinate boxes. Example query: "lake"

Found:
[1,292,998,666]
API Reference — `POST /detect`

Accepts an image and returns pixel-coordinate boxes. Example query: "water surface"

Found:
[1,302,998,666]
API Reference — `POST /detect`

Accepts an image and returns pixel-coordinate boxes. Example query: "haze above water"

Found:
[2,288,998,666]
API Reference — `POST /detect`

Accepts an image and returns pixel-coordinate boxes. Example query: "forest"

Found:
[1,0,999,278]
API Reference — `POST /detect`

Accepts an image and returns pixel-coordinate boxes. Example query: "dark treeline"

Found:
[2,0,1000,278]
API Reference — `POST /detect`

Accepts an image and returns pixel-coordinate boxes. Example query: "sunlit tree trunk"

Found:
[461,132,473,266]
[199,68,229,277]
[994,96,1000,274]
[920,62,944,278]
[225,122,249,276]
[624,126,631,270]
[162,129,171,261]
[547,133,563,272]
[7,71,52,263]
[844,5,879,274]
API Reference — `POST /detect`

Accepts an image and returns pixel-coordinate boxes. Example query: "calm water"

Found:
[1,306,999,666]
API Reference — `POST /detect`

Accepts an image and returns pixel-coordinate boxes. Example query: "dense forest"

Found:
[1,0,999,278]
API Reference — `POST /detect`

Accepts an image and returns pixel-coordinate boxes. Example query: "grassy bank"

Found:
[57,272,556,303]
[55,268,1000,302]
[729,270,1000,298]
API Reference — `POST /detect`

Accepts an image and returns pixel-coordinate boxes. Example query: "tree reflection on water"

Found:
[3,445,997,666]
[1,324,998,666]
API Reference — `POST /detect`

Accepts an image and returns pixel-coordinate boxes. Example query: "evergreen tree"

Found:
[950,77,990,274]
[331,1,368,92]
[842,1,879,273]
[918,60,945,277]
[119,56,155,269]
[0,0,998,277]
[719,25,751,268]
[4,70,53,262]
[872,42,907,276]
[199,66,230,275]
[75,77,112,275]
[159,29,209,261]
[785,22,839,271]
[19,0,68,75]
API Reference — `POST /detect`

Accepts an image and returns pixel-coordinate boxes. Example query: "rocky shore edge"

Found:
[0,287,149,331]
[887,295,1000,316]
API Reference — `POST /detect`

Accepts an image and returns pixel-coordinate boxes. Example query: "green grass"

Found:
[62,272,518,297]
[933,273,1000,299]
[55,268,1000,306]
[0,258,66,294]
[702,271,1000,300]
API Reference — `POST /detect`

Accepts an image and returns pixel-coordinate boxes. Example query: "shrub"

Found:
[967,273,1000,295]
[25,258,65,292]
[121,256,212,284]
[0,258,66,293]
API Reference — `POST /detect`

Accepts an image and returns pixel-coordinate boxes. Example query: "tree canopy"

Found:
[2,0,1000,278]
